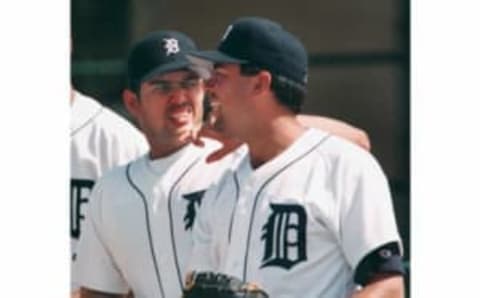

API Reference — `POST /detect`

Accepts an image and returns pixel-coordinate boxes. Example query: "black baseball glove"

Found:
[183,271,269,298]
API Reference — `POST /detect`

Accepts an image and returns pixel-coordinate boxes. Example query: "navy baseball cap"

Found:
[127,30,209,90]
[189,17,308,87]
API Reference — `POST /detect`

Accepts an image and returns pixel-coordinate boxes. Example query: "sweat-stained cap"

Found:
[127,30,210,91]
[188,17,308,87]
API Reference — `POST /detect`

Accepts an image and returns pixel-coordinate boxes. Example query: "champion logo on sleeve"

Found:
[379,248,393,259]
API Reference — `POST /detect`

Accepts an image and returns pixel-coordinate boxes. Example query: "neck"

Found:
[148,139,190,160]
[244,114,306,169]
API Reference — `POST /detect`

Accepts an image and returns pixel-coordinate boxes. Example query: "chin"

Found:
[224,124,243,140]
[170,126,194,140]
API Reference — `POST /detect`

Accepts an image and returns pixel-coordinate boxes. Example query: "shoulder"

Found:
[72,91,147,147]
[195,138,247,170]
[71,91,103,133]
[191,142,246,199]
[95,106,145,143]
[185,140,244,190]
[298,115,370,150]
[199,137,222,153]
[89,157,146,205]
[308,128,385,178]
[207,148,247,198]
[92,160,132,189]
[98,108,149,155]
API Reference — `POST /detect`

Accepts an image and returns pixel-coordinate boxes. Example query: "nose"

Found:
[167,87,188,104]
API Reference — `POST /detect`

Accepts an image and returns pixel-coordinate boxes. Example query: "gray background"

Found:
[71,0,410,293]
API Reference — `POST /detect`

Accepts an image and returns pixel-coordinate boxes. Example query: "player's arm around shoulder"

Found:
[351,274,405,298]
[79,288,131,298]
[297,114,371,150]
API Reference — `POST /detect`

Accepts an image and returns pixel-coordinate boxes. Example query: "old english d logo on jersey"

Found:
[261,203,307,270]
[71,179,95,239]
[182,190,206,230]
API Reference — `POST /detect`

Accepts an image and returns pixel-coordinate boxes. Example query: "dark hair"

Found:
[239,63,306,114]
[129,80,141,96]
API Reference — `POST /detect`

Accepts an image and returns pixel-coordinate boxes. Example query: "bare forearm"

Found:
[79,287,130,298]
[351,276,404,298]
[296,115,371,150]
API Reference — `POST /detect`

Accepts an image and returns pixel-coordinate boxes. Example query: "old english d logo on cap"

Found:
[163,38,180,56]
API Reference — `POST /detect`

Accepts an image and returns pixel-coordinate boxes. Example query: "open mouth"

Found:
[205,101,225,131]
[168,104,193,126]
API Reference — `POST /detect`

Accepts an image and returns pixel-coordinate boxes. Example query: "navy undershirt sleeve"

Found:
[354,241,405,286]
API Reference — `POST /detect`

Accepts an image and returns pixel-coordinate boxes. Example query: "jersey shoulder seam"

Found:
[71,106,104,137]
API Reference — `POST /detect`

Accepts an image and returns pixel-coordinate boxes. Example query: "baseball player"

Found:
[70,88,148,293]
[74,30,247,298]
[74,28,377,298]
[187,17,405,297]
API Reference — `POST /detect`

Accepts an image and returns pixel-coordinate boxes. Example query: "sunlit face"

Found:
[205,63,254,137]
[134,70,205,146]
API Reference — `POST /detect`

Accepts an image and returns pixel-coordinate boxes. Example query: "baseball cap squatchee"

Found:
[189,17,308,88]
[127,30,210,91]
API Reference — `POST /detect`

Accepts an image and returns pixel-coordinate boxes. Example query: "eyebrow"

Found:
[214,63,229,69]
[185,73,201,80]
[147,79,168,85]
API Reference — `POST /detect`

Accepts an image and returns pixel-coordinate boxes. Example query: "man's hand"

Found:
[192,112,371,163]
[191,125,242,163]
[351,275,404,298]
[79,287,130,298]
[183,271,269,298]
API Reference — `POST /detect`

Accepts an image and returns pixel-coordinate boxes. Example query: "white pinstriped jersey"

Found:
[70,90,148,289]
[75,140,245,298]
[189,128,402,298]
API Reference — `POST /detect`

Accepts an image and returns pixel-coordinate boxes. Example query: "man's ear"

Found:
[123,89,140,118]
[252,70,272,96]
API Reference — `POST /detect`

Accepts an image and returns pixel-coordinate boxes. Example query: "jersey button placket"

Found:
[241,179,257,280]
[225,179,251,277]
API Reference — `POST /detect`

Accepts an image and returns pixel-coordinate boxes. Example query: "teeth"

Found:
[169,105,193,123]
[170,105,192,114]
[209,101,220,107]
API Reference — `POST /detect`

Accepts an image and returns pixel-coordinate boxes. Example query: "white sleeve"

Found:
[111,127,148,166]
[187,184,220,273]
[100,123,148,171]
[337,151,402,272]
[74,180,130,294]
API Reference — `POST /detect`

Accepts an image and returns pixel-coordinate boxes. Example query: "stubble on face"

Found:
[203,93,225,132]
[140,71,205,148]
[204,64,250,139]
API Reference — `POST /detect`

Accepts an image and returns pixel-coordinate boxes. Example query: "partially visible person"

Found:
[70,88,148,296]
[187,16,404,297]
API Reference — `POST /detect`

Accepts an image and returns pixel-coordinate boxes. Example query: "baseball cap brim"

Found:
[140,58,210,83]
[188,50,248,64]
